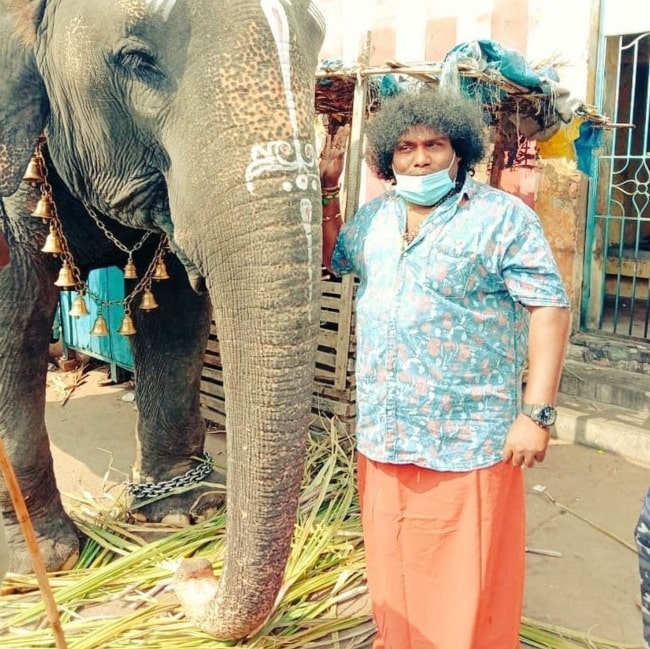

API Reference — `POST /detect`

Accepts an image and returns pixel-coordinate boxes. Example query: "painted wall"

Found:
[314,0,600,311]
[602,0,650,35]
[314,0,596,100]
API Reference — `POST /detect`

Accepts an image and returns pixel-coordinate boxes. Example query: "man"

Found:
[321,88,571,649]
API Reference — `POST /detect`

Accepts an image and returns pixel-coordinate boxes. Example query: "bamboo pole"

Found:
[0,434,69,649]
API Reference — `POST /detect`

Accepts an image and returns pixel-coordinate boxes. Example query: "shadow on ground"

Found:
[44,365,647,646]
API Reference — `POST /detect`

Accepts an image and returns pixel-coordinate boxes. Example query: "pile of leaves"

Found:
[0,425,639,648]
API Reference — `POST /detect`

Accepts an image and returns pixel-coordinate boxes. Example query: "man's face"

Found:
[392,126,459,179]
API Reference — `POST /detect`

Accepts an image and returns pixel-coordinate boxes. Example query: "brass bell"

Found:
[123,258,138,280]
[152,258,170,280]
[89,314,109,337]
[23,157,44,186]
[69,294,89,317]
[40,225,63,254]
[117,313,137,335]
[31,193,54,220]
[54,261,75,288]
[139,287,158,310]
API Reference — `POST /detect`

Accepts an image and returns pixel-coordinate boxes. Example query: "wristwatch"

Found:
[521,403,557,427]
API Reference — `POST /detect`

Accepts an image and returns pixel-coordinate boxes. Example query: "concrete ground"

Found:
[43,363,648,647]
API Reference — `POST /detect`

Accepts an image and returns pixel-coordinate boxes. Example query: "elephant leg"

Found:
[0,249,80,573]
[128,260,222,523]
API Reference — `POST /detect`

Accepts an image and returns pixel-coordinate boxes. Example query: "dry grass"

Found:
[0,424,641,648]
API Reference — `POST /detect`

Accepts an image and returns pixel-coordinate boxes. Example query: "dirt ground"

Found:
[43,361,648,647]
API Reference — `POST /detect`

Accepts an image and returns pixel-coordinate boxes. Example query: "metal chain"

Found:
[85,203,151,255]
[85,234,168,311]
[126,451,214,499]
[34,139,168,309]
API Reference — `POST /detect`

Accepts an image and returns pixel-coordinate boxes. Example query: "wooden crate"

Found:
[200,274,358,439]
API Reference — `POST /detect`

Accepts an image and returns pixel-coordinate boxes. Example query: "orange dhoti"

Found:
[357,453,525,649]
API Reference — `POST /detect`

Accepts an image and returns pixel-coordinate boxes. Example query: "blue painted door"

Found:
[59,266,134,373]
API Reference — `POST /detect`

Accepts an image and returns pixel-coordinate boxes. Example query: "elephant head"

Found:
[0,0,325,639]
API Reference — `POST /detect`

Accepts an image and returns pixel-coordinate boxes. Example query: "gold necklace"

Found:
[402,186,459,247]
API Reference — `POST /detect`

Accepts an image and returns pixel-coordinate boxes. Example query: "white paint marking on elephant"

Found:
[245,141,318,195]
[307,2,327,33]
[300,198,315,318]
[246,2,319,196]
[245,0,317,304]
[261,0,297,133]
[301,198,314,260]
[144,0,177,21]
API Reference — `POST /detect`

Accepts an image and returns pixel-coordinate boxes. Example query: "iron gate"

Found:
[583,31,650,341]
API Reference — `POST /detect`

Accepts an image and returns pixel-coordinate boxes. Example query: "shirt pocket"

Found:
[424,246,477,299]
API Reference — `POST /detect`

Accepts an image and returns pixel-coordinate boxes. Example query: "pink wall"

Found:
[313,0,589,301]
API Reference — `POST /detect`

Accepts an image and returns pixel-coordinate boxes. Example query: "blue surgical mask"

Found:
[393,154,456,206]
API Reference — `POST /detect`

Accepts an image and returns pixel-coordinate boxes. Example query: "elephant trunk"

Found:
[173,185,321,638]
[164,2,323,633]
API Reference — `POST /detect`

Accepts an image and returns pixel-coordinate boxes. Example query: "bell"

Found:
[117,313,137,335]
[53,261,75,288]
[123,258,138,279]
[69,294,89,317]
[139,288,158,310]
[23,157,44,186]
[40,225,63,254]
[152,258,170,280]
[89,314,109,337]
[30,193,54,220]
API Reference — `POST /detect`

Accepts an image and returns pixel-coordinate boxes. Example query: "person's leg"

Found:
[635,488,650,649]
[357,454,524,649]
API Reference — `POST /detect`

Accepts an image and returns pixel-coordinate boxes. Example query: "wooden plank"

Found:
[317,329,339,349]
[201,369,223,385]
[334,275,355,390]
[606,257,650,279]
[320,279,342,296]
[200,406,226,426]
[200,380,226,399]
[320,294,346,312]
[605,276,650,299]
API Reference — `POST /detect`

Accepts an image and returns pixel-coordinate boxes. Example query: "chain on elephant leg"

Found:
[126,457,226,526]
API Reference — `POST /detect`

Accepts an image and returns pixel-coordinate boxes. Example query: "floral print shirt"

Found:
[331,176,570,471]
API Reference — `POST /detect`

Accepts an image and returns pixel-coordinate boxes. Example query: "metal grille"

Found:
[584,32,650,341]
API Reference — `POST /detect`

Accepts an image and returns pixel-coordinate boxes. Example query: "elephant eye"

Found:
[116,42,165,85]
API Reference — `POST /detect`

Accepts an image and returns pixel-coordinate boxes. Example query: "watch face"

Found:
[537,405,557,426]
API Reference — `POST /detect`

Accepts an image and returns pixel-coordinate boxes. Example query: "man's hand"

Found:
[502,414,551,468]
[319,123,350,188]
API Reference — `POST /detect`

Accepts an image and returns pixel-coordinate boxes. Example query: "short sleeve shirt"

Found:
[331,176,570,471]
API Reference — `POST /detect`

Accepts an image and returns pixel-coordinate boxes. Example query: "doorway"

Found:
[583,31,650,341]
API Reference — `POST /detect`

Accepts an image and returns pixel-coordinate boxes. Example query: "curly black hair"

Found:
[364,87,487,182]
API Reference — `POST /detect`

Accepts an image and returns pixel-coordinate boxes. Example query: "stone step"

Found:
[555,392,650,467]
[566,332,650,375]
[559,358,650,413]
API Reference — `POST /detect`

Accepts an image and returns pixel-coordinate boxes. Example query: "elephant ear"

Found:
[0,0,48,197]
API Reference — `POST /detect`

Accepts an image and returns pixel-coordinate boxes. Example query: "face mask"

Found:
[393,153,456,206]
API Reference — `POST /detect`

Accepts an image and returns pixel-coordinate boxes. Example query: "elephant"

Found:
[0,0,325,639]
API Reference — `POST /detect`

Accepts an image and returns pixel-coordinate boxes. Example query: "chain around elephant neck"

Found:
[84,202,151,254]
